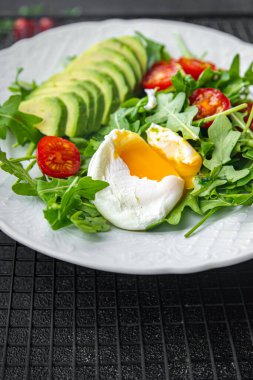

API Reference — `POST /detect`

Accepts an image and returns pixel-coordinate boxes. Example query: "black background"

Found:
[0,0,252,17]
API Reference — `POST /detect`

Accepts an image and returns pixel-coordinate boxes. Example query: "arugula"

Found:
[0,149,110,234]
[37,176,109,231]
[145,92,199,140]
[203,115,241,170]
[0,95,42,145]
[166,192,202,225]
[135,32,170,69]
[9,68,37,100]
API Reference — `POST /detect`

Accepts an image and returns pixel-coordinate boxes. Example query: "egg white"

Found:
[88,130,184,230]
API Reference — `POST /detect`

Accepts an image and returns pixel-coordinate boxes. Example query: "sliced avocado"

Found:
[27,86,91,136]
[28,89,89,137]
[91,38,142,82]
[60,93,87,137]
[45,69,120,124]
[67,47,136,90]
[120,36,148,74]
[19,97,67,136]
[29,80,105,134]
[88,61,130,102]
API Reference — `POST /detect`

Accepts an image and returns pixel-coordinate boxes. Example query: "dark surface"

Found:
[1,16,253,380]
[0,0,253,17]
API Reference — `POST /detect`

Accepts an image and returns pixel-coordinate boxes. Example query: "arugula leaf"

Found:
[0,95,42,145]
[37,176,109,231]
[229,54,240,78]
[166,105,199,140]
[204,115,241,170]
[145,92,199,140]
[175,34,195,58]
[8,68,37,100]
[244,61,253,84]
[166,192,202,225]
[12,182,37,196]
[0,150,36,188]
[108,108,130,130]
[71,204,110,233]
[135,32,170,69]
[218,166,249,182]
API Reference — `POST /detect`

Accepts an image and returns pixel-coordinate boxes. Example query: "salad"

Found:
[1,32,253,237]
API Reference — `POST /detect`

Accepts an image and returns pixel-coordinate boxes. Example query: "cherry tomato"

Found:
[190,88,231,128]
[38,17,55,33]
[37,136,81,178]
[142,60,181,90]
[13,17,36,40]
[177,57,217,80]
[243,102,253,131]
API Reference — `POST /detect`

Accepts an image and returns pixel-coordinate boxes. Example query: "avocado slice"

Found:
[120,36,148,74]
[28,92,88,137]
[87,61,130,102]
[67,47,136,90]
[60,93,87,137]
[28,86,91,136]
[30,80,105,134]
[89,38,143,83]
[45,69,120,124]
[19,97,67,136]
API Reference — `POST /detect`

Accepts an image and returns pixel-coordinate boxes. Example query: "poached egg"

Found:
[88,125,202,230]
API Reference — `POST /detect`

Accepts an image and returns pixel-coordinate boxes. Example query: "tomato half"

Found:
[177,57,217,80]
[142,60,181,90]
[190,88,231,128]
[37,136,81,178]
[243,102,253,131]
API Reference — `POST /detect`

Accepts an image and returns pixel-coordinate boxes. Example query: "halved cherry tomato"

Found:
[142,60,181,90]
[243,102,253,131]
[190,88,231,128]
[37,136,81,178]
[177,57,216,80]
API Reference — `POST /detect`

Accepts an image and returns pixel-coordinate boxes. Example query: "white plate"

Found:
[1,19,253,274]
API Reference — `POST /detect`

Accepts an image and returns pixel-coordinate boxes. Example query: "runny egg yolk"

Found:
[114,130,180,181]
[146,125,202,189]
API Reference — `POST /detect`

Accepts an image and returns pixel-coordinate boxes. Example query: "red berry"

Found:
[13,17,36,40]
[38,17,54,33]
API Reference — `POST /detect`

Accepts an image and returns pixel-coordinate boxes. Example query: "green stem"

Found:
[25,159,36,173]
[174,34,195,58]
[245,103,253,132]
[193,103,248,126]
[26,142,36,156]
[10,155,36,163]
[184,208,219,238]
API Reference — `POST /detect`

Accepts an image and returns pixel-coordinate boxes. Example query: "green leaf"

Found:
[166,192,202,225]
[71,210,110,233]
[197,66,215,87]
[9,68,37,99]
[229,54,240,78]
[108,108,130,130]
[200,199,231,213]
[204,115,241,170]
[145,92,199,140]
[12,182,37,196]
[135,32,170,69]
[166,105,199,140]
[175,34,195,58]
[218,166,249,182]
[38,176,109,231]
[244,62,253,84]
[0,150,36,188]
[0,95,42,145]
